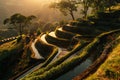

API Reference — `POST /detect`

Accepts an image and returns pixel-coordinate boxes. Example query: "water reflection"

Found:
[56,55,96,80]
[40,34,48,44]
[58,27,62,31]
[31,39,44,59]
[49,32,57,37]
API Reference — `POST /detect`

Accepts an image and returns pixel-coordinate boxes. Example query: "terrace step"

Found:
[33,36,56,59]
[55,27,76,39]
[62,24,101,35]
[45,32,71,48]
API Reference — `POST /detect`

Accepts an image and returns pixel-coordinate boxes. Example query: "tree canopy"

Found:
[90,0,119,13]
[50,0,78,20]
[3,13,36,36]
[78,0,120,18]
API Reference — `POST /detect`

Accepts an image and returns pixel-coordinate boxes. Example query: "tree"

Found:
[78,0,92,18]
[3,13,36,37]
[78,0,120,18]
[50,0,78,20]
[91,0,119,13]
[103,0,118,12]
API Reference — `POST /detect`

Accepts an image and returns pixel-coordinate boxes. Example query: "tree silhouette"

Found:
[90,0,119,13]
[50,0,78,20]
[78,0,92,18]
[3,13,36,37]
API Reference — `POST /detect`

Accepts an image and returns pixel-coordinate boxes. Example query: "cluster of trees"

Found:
[50,0,120,20]
[3,0,120,37]
[3,13,58,37]
[3,13,36,37]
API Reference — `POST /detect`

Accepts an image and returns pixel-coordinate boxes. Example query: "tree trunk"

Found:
[70,11,75,20]
[83,7,88,19]
[82,0,89,19]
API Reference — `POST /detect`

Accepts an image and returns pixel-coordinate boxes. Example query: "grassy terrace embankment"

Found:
[9,36,59,80]
[45,33,71,48]
[21,41,88,79]
[31,37,59,67]
[0,39,23,62]
[74,36,120,80]
[35,38,56,59]
[0,39,24,79]
[21,29,120,80]
[0,36,54,80]
[40,48,58,68]
[86,39,120,80]
[62,24,102,35]
[55,27,75,39]
[37,37,59,67]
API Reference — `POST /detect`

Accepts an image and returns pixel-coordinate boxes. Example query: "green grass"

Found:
[21,35,99,80]
[86,41,120,80]
[0,39,23,62]
[45,33,71,48]
[65,25,103,35]
[21,42,86,79]
[55,27,75,39]
[41,48,58,67]
[0,39,24,79]
[0,40,16,51]
[21,29,120,80]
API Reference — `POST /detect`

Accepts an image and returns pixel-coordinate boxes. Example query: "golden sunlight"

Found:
[28,0,55,3]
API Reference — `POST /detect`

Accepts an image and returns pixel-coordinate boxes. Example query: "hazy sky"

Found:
[0,0,56,26]
[0,0,54,15]
[0,0,81,27]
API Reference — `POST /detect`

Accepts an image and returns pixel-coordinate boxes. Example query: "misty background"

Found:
[0,0,83,28]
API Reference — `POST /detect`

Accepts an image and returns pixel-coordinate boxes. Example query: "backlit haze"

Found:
[0,0,80,27]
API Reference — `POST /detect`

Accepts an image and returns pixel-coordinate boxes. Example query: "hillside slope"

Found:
[86,40,120,80]
[0,38,44,80]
